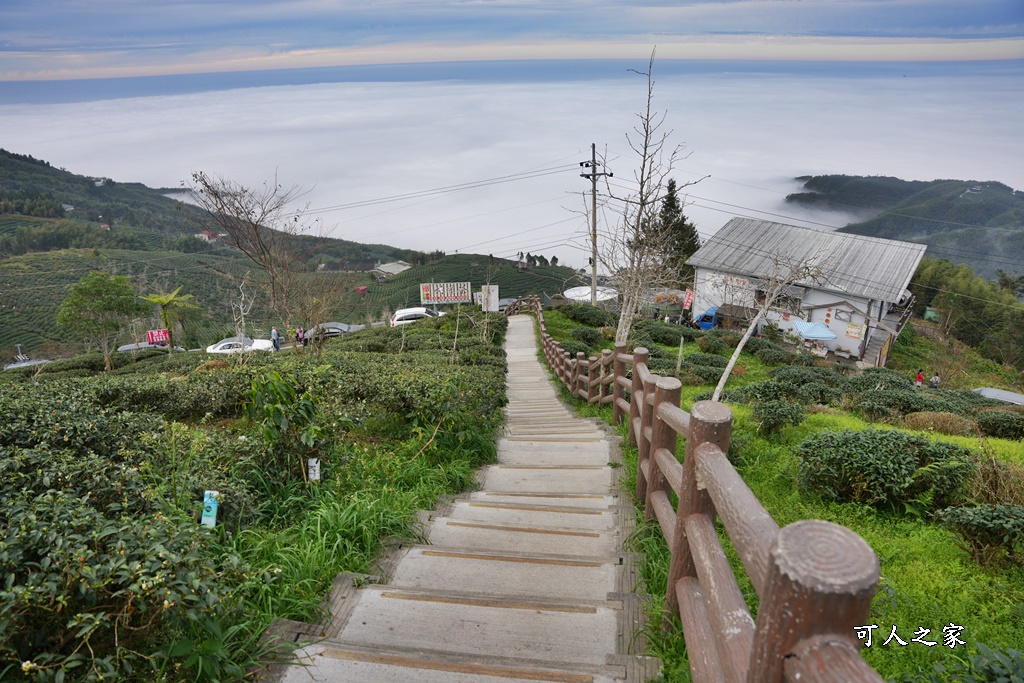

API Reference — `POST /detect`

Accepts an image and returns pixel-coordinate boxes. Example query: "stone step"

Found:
[468,491,619,510]
[427,516,620,556]
[279,641,625,683]
[329,586,622,668]
[444,500,618,531]
[479,464,617,494]
[385,546,621,601]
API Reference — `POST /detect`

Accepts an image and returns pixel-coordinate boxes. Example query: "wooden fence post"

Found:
[644,377,681,521]
[599,349,612,404]
[613,342,627,426]
[665,400,733,622]
[636,359,656,509]
[747,520,880,683]
[587,356,598,403]
[628,348,648,447]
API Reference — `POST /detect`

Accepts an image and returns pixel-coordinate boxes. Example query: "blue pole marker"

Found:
[201,490,220,528]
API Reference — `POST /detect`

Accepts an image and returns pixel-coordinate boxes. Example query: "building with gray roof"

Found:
[686,218,927,366]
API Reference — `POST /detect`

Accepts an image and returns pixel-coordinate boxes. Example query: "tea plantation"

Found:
[0,311,509,682]
[542,304,1024,682]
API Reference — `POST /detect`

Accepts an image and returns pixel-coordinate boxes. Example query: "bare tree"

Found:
[710,254,831,401]
[601,51,699,345]
[185,171,319,329]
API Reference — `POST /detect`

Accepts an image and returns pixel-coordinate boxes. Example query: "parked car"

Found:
[117,341,185,353]
[389,307,445,327]
[303,321,365,342]
[205,337,275,354]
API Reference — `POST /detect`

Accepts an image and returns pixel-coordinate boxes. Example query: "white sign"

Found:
[201,490,220,528]
[481,285,499,312]
[420,282,472,304]
[308,458,321,481]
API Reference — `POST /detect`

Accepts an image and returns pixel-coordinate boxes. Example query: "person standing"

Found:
[271,326,280,352]
[915,369,924,388]
[930,373,940,389]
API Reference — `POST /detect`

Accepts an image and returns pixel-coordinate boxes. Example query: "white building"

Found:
[686,218,926,366]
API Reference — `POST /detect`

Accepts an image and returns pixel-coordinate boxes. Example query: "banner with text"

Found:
[420,282,472,305]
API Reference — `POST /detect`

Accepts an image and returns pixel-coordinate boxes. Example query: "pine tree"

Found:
[659,178,701,284]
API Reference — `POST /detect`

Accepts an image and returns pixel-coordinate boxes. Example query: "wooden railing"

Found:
[505,296,885,683]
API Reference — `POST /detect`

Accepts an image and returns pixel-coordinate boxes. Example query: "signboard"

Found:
[420,282,471,305]
[846,323,865,339]
[683,289,694,310]
[481,285,499,312]
[308,458,321,481]
[147,328,170,344]
[201,490,220,528]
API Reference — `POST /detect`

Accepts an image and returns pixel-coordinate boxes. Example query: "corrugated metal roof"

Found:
[686,218,927,303]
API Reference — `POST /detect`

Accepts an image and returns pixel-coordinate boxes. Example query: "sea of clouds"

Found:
[2,61,1022,268]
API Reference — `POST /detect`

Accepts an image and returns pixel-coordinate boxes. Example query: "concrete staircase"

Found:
[269,315,658,683]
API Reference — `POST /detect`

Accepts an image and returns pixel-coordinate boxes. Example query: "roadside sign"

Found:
[420,282,471,305]
[147,328,170,344]
[308,458,321,481]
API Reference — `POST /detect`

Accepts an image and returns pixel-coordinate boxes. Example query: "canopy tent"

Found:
[791,321,837,340]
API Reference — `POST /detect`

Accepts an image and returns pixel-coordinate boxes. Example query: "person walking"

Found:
[915,369,924,388]
[271,326,280,352]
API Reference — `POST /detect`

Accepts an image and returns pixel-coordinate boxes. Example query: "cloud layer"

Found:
[2,61,1021,269]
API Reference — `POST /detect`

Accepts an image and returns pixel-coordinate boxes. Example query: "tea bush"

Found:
[894,643,1024,683]
[935,504,1024,566]
[557,340,591,359]
[755,346,792,366]
[560,303,617,328]
[977,411,1024,441]
[686,352,728,368]
[902,411,978,437]
[752,400,805,435]
[796,429,976,512]
[695,335,728,355]
[570,326,602,347]
[632,319,686,346]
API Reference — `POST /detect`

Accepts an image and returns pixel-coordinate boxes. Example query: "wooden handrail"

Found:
[504,297,884,683]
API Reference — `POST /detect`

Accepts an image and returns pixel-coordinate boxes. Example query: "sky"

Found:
[1,1,1023,271]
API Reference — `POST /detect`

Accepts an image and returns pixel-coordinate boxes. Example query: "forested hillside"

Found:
[786,174,1024,281]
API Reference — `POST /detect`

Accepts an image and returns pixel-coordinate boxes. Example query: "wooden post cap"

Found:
[773,520,879,595]
[656,376,682,393]
[690,400,733,428]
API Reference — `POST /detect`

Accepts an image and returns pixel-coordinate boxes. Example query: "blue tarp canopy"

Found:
[791,321,837,340]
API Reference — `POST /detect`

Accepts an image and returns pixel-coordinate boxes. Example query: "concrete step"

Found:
[468,491,619,510]
[330,586,622,668]
[444,500,618,531]
[479,464,617,494]
[427,516,619,556]
[279,641,625,683]
[385,546,621,601]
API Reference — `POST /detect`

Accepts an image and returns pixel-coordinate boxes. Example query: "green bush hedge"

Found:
[570,326,603,346]
[936,504,1024,565]
[796,429,976,512]
[977,411,1024,441]
[752,400,805,434]
[560,303,617,328]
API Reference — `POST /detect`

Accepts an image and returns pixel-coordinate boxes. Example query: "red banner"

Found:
[147,329,170,344]
[683,289,694,310]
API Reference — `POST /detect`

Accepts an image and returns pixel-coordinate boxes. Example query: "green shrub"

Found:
[570,326,602,347]
[752,400,805,435]
[561,303,617,328]
[895,643,1024,683]
[687,364,726,384]
[842,367,915,392]
[977,411,1024,440]
[696,335,728,355]
[795,429,976,512]
[756,346,792,365]
[902,411,978,437]
[557,340,591,359]
[936,504,1024,566]
[686,352,729,368]
[632,319,685,346]
[770,365,841,386]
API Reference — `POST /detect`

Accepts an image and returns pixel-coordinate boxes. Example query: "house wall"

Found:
[693,266,875,357]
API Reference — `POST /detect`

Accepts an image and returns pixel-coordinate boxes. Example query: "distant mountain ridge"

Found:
[786,174,1024,281]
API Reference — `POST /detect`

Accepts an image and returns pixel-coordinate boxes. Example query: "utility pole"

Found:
[580,143,612,306]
